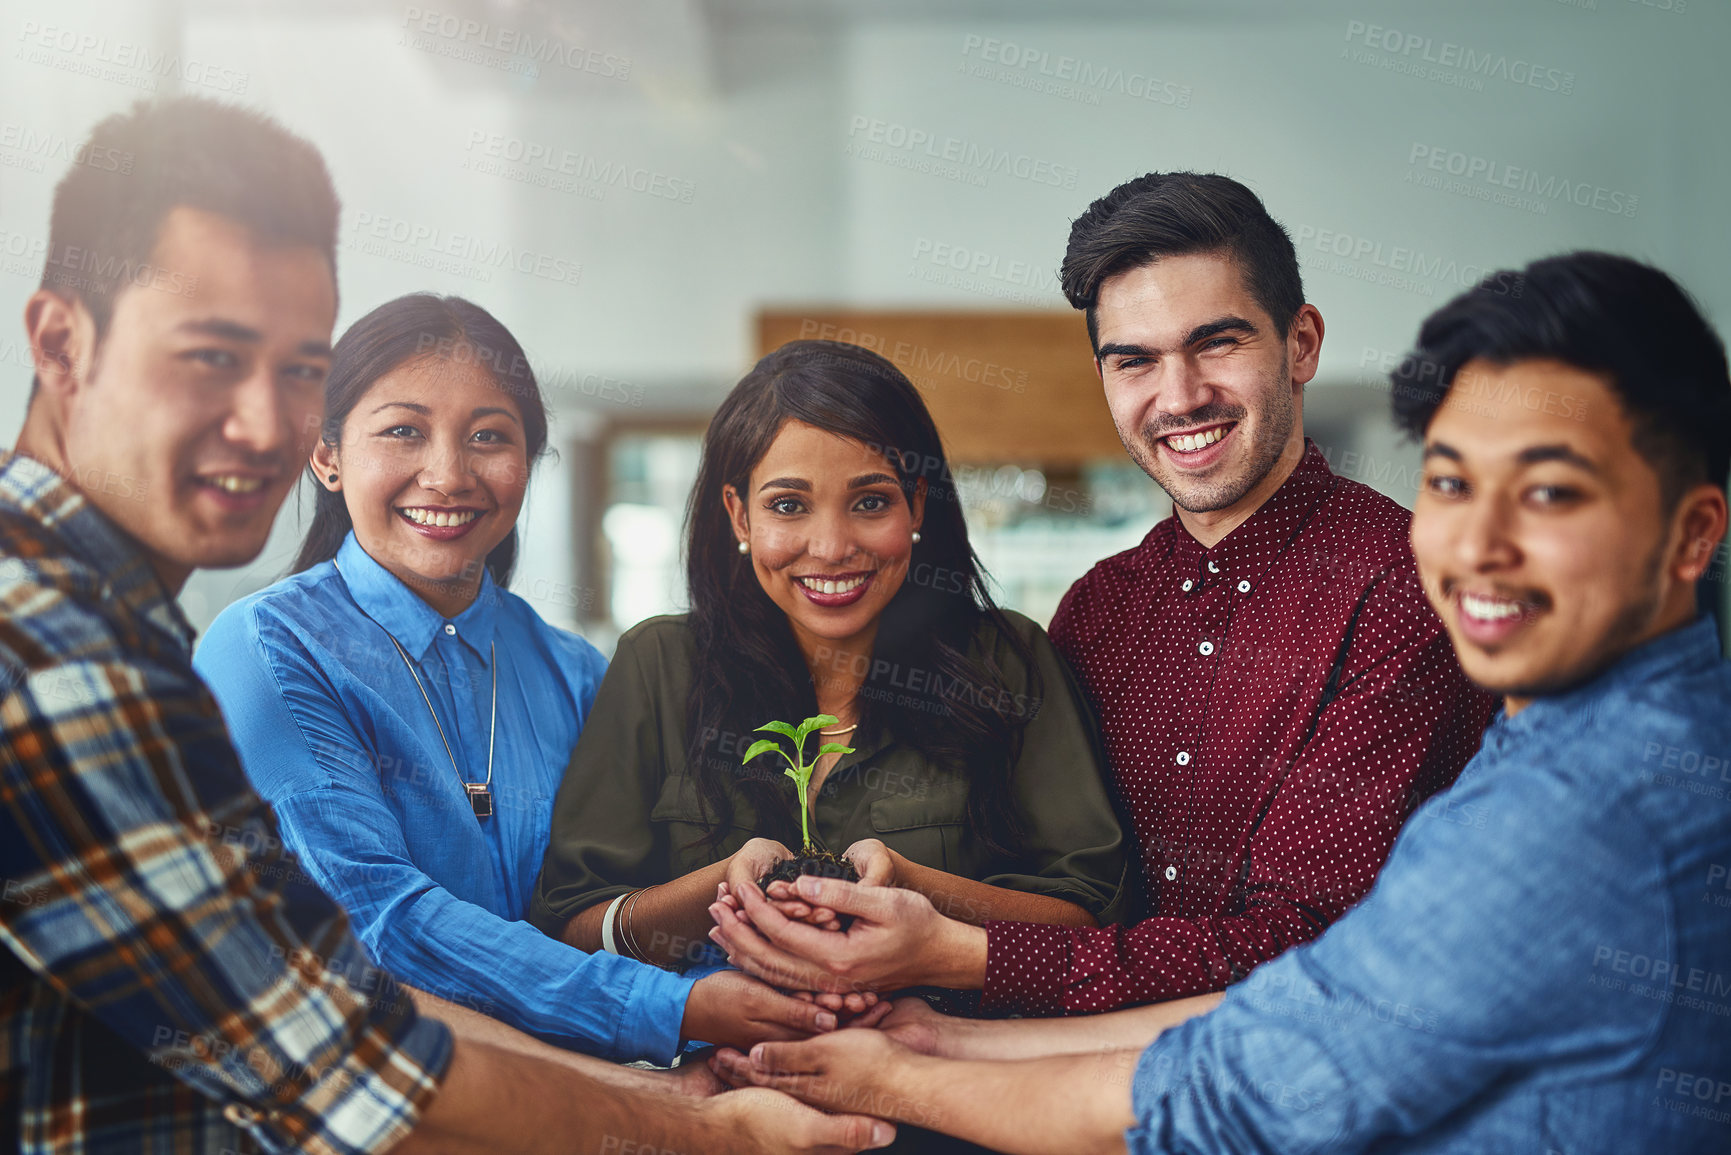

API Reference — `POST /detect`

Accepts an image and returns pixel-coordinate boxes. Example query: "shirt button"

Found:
[1180,578,1194,592]
[1237,579,1251,593]
[1164,866,1179,881]
[1175,751,1190,766]
[223,1103,261,1126]
[443,624,457,636]
[1207,561,1220,573]
[1198,640,1214,656]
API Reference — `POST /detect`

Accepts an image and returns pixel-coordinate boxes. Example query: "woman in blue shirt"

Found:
[195,293,834,1064]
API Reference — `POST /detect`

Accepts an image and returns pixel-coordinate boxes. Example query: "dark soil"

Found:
[759,851,860,929]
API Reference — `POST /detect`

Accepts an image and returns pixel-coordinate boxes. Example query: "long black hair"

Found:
[292,294,549,584]
[684,339,1041,856]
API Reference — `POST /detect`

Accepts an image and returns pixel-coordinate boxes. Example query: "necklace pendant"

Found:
[466,783,494,819]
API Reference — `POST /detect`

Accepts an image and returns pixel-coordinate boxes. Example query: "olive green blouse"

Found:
[528,610,1127,936]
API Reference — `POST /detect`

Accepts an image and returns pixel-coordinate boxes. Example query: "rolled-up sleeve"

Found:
[199,609,694,1065]
[0,658,451,1155]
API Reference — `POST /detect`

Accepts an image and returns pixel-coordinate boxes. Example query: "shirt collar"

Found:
[1166,439,1338,584]
[0,449,197,653]
[1490,614,1724,746]
[334,531,499,663]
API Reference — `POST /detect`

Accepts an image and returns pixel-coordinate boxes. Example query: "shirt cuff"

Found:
[621,960,699,1066]
[981,920,1072,1017]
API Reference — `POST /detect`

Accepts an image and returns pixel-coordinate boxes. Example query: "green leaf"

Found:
[741,738,786,764]
[795,714,840,747]
[817,743,854,757]
[755,720,800,740]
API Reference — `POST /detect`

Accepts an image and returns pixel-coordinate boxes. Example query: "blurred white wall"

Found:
[1,0,1725,635]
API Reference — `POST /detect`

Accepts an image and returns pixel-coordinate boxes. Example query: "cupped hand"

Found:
[723,838,797,908]
[721,879,841,930]
[839,838,896,886]
[709,873,981,995]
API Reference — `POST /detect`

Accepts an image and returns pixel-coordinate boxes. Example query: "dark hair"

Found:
[1391,251,1731,505]
[684,339,1040,856]
[38,96,338,351]
[291,294,550,585]
[1061,171,1303,351]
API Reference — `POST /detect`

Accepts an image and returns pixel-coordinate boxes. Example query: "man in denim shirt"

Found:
[713,250,1731,1154]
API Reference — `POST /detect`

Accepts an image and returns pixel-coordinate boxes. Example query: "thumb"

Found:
[809,1113,896,1151]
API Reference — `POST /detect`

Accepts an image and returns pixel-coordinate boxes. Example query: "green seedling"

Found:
[742,713,855,855]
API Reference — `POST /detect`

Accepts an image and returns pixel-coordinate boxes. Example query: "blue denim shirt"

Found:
[195,532,695,1063]
[1129,616,1731,1154]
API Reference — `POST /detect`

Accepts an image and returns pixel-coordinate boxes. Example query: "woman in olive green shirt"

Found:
[530,340,1125,986]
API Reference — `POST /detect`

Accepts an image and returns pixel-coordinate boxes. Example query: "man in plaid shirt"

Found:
[0,97,890,1155]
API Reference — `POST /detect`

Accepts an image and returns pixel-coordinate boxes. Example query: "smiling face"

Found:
[724,419,924,661]
[316,352,528,613]
[1092,251,1321,538]
[39,206,336,589]
[1411,358,1722,712]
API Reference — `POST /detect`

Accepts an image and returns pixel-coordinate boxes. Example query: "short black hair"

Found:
[39,96,339,340]
[1391,251,1731,506]
[1060,171,1304,350]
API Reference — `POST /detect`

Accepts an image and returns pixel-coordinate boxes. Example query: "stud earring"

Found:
[737,540,750,555]
[911,531,922,544]
[327,473,338,484]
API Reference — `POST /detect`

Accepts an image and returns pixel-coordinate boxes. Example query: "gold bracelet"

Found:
[621,885,654,964]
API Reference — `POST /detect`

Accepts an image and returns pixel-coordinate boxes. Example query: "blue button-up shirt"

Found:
[1129,616,1731,1154]
[196,532,694,1064]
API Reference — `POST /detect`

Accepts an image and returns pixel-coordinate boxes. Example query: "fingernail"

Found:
[872,1122,893,1146]
[796,874,821,897]
[816,1012,837,1030]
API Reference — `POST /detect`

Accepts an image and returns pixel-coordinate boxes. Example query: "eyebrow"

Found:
[757,472,900,493]
[1423,441,1600,473]
[176,318,331,358]
[369,401,521,426]
[1517,444,1599,472]
[1096,316,1259,361]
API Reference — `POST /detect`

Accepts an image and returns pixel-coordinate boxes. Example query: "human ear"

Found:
[1287,304,1326,389]
[1669,482,1728,584]
[311,440,342,492]
[24,290,95,397]
[909,478,927,534]
[722,483,750,549]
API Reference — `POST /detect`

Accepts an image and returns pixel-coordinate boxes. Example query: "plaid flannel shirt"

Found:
[0,450,452,1155]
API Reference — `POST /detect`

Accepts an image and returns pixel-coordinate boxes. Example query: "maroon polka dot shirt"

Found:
[982,442,1497,1015]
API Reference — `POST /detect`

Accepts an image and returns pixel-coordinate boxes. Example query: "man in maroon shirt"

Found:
[709,171,1494,1016]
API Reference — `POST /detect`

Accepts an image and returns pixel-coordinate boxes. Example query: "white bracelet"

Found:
[599,892,630,955]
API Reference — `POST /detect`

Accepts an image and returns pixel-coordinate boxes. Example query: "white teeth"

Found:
[207,475,264,494]
[1168,426,1226,453]
[799,575,865,595]
[1460,592,1526,621]
[401,508,479,527]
